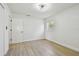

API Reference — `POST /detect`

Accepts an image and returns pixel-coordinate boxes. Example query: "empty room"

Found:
[0,3,79,56]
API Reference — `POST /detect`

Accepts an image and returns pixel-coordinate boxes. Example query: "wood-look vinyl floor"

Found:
[6,39,79,56]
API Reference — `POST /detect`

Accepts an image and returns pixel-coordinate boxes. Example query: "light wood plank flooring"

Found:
[6,39,79,56]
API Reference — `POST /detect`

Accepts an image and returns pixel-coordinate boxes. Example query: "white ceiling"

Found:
[7,3,78,19]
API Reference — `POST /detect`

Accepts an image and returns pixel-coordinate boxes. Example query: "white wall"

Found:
[12,14,44,43]
[0,4,4,56]
[46,5,79,52]
[0,3,11,55]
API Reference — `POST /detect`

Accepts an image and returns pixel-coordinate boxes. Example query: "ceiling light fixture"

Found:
[26,14,31,16]
[34,3,51,12]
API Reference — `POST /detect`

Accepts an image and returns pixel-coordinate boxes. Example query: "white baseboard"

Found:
[46,38,79,52]
[11,38,44,44]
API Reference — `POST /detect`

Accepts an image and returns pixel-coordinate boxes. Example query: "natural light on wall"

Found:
[33,3,51,12]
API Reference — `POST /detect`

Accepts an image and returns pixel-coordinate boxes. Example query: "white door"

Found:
[12,18,24,43]
[3,5,9,55]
